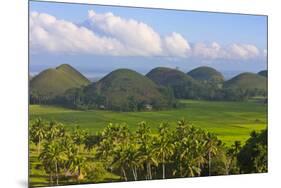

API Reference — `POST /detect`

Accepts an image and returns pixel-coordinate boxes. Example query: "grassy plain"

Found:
[29,99,267,145]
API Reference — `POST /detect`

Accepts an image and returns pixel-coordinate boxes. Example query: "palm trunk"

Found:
[162,163,165,179]
[37,138,41,154]
[208,152,211,176]
[131,167,137,181]
[121,167,127,181]
[198,162,201,176]
[134,166,138,180]
[162,154,165,179]
[55,161,59,185]
[49,172,53,185]
[148,163,152,180]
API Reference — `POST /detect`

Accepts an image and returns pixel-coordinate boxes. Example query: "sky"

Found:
[29,1,268,79]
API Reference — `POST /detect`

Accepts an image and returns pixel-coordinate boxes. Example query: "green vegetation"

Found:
[29,100,267,145]
[30,64,90,103]
[30,64,268,110]
[29,119,267,187]
[187,66,224,83]
[237,129,267,173]
[75,69,177,111]
[146,67,202,99]
[224,72,267,90]
[258,70,268,78]
[29,64,268,187]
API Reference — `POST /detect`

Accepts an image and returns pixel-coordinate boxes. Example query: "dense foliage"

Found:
[29,118,267,186]
[237,129,268,173]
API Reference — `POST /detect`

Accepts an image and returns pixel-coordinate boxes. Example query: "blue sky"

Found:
[29,1,267,79]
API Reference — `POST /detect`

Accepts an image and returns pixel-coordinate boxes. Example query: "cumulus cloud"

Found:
[87,10,163,56]
[30,11,126,55]
[163,32,191,57]
[30,10,263,60]
[191,42,261,60]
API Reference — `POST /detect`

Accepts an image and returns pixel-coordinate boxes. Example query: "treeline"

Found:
[195,81,267,101]
[30,80,266,111]
[29,119,267,186]
[30,86,179,111]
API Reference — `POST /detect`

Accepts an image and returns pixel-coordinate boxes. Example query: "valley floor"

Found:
[29,99,267,145]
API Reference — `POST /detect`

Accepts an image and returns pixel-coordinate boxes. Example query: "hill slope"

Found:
[224,73,267,90]
[146,67,201,99]
[84,69,175,111]
[30,64,90,98]
[187,66,224,83]
[258,70,267,78]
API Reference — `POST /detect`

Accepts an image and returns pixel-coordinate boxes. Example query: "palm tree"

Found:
[72,126,87,153]
[154,123,174,179]
[111,145,129,181]
[30,118,46,154]
[205,133,218,176]
[123,143,141,181]
[39,140,67,185]
[45,121,65,142]
[69,155,86,181]
[136,121,158,180]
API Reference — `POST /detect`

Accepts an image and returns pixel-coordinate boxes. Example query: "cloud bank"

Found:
[30,10,265,60]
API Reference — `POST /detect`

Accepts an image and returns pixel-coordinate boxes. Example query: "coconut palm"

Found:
[39,140,67,185]
[154,122,174,179]
[111,145,130,181]
[45,121,65,142]
[205,132,219,176]
[136,121,158,180]
[72,126,88,153]
[69,155,86,181]
[30,118,46,154]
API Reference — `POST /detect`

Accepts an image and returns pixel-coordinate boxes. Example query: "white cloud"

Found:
[192,42,225,59]
[87,10,163,56]
[163,32,191,58]
[192,42,261,60]
[228,44,260,60]
[263,49,268,57]
[30,10,263,61]
[30,11,126,55]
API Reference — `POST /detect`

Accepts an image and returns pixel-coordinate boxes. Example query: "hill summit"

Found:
[30,64,90,100]
[83,69,176,111]
[187,66,224,83]
[146,67,201,99]
[258,70,267,78]
[224,72,267,90]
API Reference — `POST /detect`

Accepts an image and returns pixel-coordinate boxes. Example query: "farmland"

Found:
[29,99,267,145]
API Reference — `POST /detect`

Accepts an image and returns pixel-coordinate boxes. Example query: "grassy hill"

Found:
[224,72,267,90]
[187,66,224,83]
[30,64,90,98]
[84,69,175,111]
[146,67,201,99]
[258,70,268,78]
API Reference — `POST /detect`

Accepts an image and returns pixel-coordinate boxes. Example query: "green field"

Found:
[29,100,267,145]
